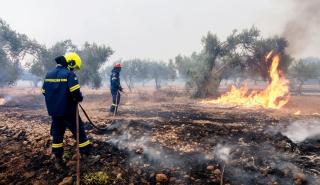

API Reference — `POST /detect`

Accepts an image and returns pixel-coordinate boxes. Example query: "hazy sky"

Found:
[1,0,308,62]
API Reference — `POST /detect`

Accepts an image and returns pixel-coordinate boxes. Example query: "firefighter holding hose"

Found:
[109,63,123,115]
[42,53,97,169]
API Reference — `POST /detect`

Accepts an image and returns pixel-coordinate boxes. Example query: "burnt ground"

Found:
[0,90,320,185]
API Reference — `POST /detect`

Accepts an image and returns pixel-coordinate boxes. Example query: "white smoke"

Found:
[214,144,231,164]
[107,129,164,162]
[282,119,320,143]
[105,123,202,169]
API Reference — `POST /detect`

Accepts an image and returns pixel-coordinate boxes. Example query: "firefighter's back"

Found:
[43,66,71,116]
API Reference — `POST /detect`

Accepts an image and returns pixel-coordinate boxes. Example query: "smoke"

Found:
[283,0,320,57]
[99,122,320,184]
[214,144,231,164]
[106,124,182,168]
[281,119,320,143]
[106,120,128,130]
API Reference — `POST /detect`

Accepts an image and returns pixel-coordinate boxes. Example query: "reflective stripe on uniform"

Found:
[41,88,45,93]
[45,78,68,82]
[112,103,118,106]
[52,143,63,148]
[111,77,117,80]
[79,140,91,148]
[69,84,80,92]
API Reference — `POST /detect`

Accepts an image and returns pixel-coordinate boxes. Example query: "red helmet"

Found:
[114,63,121,68]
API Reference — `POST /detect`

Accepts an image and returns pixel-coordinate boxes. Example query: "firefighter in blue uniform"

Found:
[110,63,123,115]
[42,52,92,168]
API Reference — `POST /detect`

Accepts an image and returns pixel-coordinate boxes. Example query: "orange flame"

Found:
[0,98,5,106]
[294,110,301,115]
[205,52,290,109]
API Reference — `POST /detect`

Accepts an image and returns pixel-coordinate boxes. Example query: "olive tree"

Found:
[175,27,292,97]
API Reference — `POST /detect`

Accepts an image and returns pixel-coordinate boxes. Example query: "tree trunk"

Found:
[124,79,132,92]
[194,71,222,98]
[155,78,161,89]
[297,81,304,96]
[129,78,134,90]
[32,79,40,87]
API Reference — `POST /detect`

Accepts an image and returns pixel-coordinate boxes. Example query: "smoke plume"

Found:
[214,144,231,164]
[281,119,320,143]
[283,0,320,57]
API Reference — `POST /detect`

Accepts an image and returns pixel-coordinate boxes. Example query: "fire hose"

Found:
[76,105,80,185]
[76,101,120,182]
[78,103,112,132]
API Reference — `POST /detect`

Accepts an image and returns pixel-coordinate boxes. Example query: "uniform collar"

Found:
[56,64,68,69]
[112,68,121,73]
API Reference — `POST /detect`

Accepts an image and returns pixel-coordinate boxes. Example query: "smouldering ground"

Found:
[0,87,320,185]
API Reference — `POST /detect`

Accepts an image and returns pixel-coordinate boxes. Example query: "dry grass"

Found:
[0,86,319,117]
[284,95,320,114]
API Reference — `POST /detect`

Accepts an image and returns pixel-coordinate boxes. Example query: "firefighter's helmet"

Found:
[64,52,82,70]
[114,63,121,68]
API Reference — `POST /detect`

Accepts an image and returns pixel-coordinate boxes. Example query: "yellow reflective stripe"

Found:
[70,84,80,92]
[52,143,63,148]
[112,104,118,106]
[45,79,68,82]
[41,88,45,93]
[112,77,117,80]
[79,140,91,148]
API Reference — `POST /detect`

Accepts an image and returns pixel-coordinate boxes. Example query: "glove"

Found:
[72,91,83,102]
[119,86,123,92]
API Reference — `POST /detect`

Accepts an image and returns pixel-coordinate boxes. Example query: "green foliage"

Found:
[175,52,207,90]
[30,41,113,88]
[147,61,176,89]
[78,42,113,88]
[120,59,146,91]
[249,36,292,81]
[175,26,293,97]
[289,58,320,95]
[30,40,77,77]
[0,57,21,85]
[0,19,39,59]
[0,19,113,88]
[0,18,39,85]
[290,59,319,80]
[105,59,175,90]
[102,59,176,91]
[83,171,110,185]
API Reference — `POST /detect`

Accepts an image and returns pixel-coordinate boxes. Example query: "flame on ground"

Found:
[294,110,301,115]
[0,98,5,106]
[204,52,290,109]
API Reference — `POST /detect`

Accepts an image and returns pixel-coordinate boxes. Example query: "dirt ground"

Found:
[0,87,320,185]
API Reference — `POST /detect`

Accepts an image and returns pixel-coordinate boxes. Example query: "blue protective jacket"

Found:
[42,65,83,116]
[110,68,122,94]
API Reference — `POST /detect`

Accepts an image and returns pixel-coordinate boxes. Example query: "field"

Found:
[0,87,320,185]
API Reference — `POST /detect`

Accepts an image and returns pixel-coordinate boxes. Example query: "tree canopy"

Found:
[289,58,320,95]
[175,26,293,97]
[0,18,113,88]
[29,40,113,88]
[77,42,113,88]
[103,59,176,91]
[0,19,39,86]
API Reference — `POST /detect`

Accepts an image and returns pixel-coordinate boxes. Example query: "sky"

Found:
[1,0,312,62]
